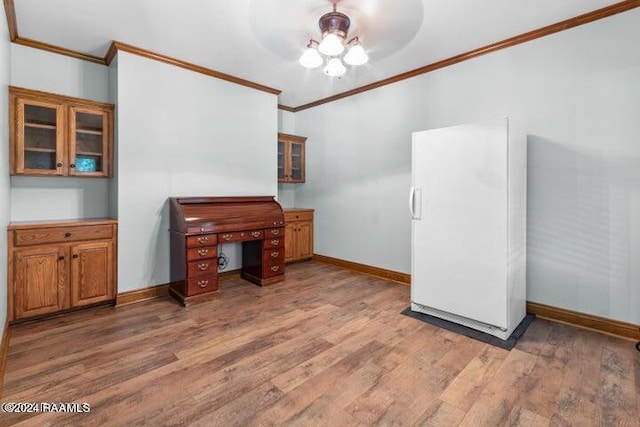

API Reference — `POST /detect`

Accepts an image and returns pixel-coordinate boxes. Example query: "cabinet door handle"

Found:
[251,231,261,238]
[58,255,65,261]
[271,239,279,246]
[222,234,233,241]
[197,236,209,244]
[56,162,63,167]
[72,254,79,259]
[197,263,209,271]
[198,280,209,288]
[271,266,280,272]
[197,249,209,257]
[70,164,76,168]
[271,251,279,258]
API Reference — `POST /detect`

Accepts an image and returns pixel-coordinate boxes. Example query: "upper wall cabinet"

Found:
[278,132,306,183]
[9,86,114,177]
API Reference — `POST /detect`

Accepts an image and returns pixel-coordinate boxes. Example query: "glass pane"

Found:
[290,143,302,180]
[25,104,56,126]
[277,141,285,179]
[76,112,103,132]
[24,105,58,170]
[25,151,56,170]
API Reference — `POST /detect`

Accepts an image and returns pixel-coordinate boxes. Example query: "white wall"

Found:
[116,51,277,292]
[277,109,297,208]
[295,9,640,324]
[10,45,111,221]
[0,4,11,332]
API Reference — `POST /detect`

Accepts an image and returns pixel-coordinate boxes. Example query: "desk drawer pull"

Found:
[270,265,280,272]
[222,234,233,241]
[198,280,209,288]
[271,239,280,246]
[197,236,209,244]
[270,229,280,236]
[271,251,279,258]
[251,231,261,238]
[197,263,210,271]
[197,249,209,257]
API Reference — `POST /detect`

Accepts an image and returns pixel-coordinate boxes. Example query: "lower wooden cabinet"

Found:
[8,219,117,322]
[284,209,314,263]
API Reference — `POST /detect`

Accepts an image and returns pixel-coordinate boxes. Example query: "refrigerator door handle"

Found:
[409,187,422,220]
[409,187,415,218]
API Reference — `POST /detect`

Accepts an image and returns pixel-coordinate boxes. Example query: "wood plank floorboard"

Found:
[1,261,638,426]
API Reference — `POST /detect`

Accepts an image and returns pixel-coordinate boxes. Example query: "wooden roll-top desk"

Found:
[168,196,285,306]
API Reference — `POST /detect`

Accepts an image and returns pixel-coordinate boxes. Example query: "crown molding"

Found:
[293,0,640,112]
[3,0,17,40]
[14,37,105,64]
[107,41,281,95]
[277,104,296,112]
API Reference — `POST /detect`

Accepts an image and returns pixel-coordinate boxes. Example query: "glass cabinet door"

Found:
[16,99,65,175]
[289,141,304,182]
[69,107,109,177]
[277,140,285,180]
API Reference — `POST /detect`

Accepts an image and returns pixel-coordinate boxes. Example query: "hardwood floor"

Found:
[2,261,639,426]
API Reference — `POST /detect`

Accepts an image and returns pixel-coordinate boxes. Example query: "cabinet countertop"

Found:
[8,218,118,230]
[283,208,314,213]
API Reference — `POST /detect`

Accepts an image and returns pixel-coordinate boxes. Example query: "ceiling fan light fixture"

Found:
[299,41,323,68]
[344,39,368,66]
[300,2,367,77]
[324,57,346,77]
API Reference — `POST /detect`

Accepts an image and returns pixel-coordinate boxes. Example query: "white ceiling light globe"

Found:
[299,47,323,68]
[344,44,368,66]
[323,57,346,77]
[318,33,345,56]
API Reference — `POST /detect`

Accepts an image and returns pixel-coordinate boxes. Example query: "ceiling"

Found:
[10,0,628,108]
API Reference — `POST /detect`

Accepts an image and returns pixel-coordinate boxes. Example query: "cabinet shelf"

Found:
[25,147,56,153]
[25,122,56,130]
[76,151,103,156]
[76,128,103,136]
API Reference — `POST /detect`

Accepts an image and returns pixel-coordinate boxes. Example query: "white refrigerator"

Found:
[410,118,526,340]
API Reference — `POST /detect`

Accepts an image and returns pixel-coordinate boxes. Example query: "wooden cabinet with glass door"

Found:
[9,86,114,177]
[278,133,306,183]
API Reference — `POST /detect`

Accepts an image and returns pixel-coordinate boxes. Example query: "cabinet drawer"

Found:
[219,230,263,244]
[187,259,217,277]
[186,246,217,261]
[186,276,218,296]
[266,228,284,238]
[14,225,113,247]
[263,237,284,249]
[186,234,217,248]
[284,211,314,222]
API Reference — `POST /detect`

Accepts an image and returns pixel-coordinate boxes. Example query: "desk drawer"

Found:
[263,249,284,278]
[186,234,217,248]
[219,230,263,243]
[284,211,314,222]
[263,237,283,249]
[14,225,113,247]
[187,259,217,277]
[266,228,284,238]
[186,275,218,296]
[186,246,217,261]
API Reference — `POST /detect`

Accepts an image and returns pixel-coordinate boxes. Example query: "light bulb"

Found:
[324,57,346,77]
[344,43,368,66]
[318,33,345,56]
[299,46,323,68]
